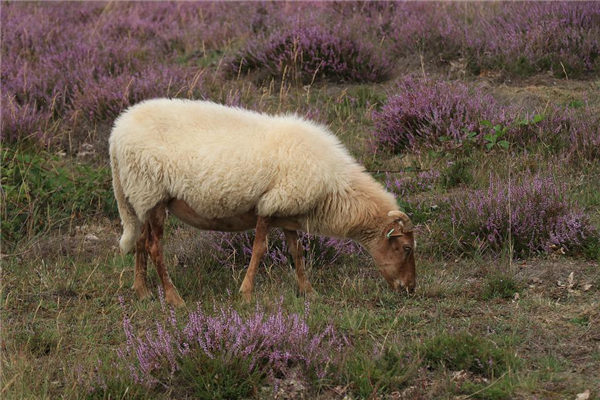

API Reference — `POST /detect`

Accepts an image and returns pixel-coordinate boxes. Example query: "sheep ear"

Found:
[388,210,408,219]
[387,210,414,233]
[386,228,404,239]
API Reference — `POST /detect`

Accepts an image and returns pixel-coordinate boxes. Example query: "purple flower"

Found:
[449,174,597,256]
[116,299,346,388]
[228,23,391,84]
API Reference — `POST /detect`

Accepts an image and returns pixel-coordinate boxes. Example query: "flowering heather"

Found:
[384,2,600,77]
[371,77,510,153]
[228,24,392,84]
[449,174,597,257]
[117,296,346,390]
[196,230,363,270]
[371,76,600,160]
[464,2,600,76]
[0,2,260,145]
[385,169,441,198]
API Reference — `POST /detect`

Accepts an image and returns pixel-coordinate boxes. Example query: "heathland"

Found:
[2,2,599,399]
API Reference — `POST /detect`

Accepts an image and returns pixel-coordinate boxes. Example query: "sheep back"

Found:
[109,99,362,221]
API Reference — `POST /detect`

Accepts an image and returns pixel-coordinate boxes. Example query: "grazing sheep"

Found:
[109,99,416,306]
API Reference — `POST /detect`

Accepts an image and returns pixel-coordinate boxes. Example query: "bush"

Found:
[0,2,224,146]
[449,174,598,257]
[371,77,600,160]
[422,332,518,378]
[228,24,392,84]
[386,2,600,77]
[371,77,510,153]
[385,169,441,197]
[117,297,346,394]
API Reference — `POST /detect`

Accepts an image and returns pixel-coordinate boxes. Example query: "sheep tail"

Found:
[110,151,140,254]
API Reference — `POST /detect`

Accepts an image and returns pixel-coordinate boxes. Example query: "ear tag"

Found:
[386,229,395,239]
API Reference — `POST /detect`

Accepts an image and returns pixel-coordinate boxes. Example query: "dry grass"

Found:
[2,46,599,399]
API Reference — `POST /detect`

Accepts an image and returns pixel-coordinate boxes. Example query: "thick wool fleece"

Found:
[110,99,395,253]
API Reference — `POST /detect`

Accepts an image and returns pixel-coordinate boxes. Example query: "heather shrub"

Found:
[551,104,600,160]
[449,174,598,257]
[464,2,600,77]
[385,169,441,197]
[385,2,600,77]
[371,77,511,153]
[228,24,392,84]
[371,77,600,160]
[169,227,364,271]
[116,297,346,395]
[0,94,56,144]
[1,2,260,146]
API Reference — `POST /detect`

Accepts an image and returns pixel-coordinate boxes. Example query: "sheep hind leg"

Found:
[283,230,314,296]
[146,203,185,307]
[239,216,270,303]
[132,222,152,300]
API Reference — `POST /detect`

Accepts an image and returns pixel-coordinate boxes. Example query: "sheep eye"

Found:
[403,246,412,253]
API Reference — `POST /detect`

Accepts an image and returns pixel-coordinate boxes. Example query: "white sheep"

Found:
[109,99,416,306]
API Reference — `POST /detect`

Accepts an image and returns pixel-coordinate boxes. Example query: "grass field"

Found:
[2,2,599,399]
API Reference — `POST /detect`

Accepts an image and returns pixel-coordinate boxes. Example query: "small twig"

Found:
[82,262,101,289]
[560,61,569,80]
[1,374,20,394]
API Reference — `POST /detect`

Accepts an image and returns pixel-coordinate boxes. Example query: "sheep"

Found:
[109,98,416,306]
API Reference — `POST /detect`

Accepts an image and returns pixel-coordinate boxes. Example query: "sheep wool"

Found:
[109,98,397,253]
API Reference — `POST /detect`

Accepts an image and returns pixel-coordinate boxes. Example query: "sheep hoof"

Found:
[299,285,318,299]
[240,290,252,304]
[166,289,186,308]
[133,283,152,300]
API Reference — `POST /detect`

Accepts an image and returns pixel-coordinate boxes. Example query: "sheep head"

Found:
[368,210,416,294]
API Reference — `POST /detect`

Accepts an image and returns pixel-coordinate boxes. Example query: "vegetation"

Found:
[2,2,599,399]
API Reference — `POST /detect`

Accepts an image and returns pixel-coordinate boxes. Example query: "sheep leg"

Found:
[239,216,270,303]
[132,222,152,300]
[146,204,185,307]
[283,229,313,295]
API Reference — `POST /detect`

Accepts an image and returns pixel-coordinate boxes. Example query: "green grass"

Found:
[3,233,599,398]
[3,39,600,399]
[481,273,522,300]
[344,344,419,397]
[421,331,519,378]
[1,145,116,249]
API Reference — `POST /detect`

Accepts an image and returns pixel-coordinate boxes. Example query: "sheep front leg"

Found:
[132,222,151,300]
[239,216,270,303]
[147,204,185,307]
[283,229,313,296]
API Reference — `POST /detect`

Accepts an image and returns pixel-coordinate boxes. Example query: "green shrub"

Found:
[174,354,262,400]
[422,332,518,378]
[482,274,521,300]
[344,345,418,397]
